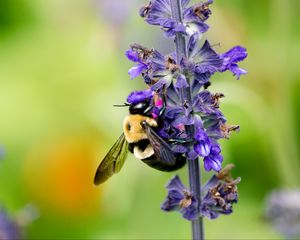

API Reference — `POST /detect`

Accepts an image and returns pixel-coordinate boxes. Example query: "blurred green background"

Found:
[0,0,299,239]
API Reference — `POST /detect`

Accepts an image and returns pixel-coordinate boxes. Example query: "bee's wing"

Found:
[94,133,128,185]
[144,125,176,166]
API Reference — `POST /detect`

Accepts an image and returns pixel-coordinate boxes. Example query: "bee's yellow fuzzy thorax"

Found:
[123,114,157,143]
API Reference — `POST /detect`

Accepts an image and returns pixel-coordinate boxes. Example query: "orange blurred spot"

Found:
[23,132,104,217]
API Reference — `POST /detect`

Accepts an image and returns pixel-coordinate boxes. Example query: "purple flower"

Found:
[162,165,240,220]
[126,49,149,79]
[170,108,194,127]
[156,106,189,143]
[194,127,211,157]
[193,40,223,75]
[220,46,248,79]
[187,39,223,84]
[140,0,212,37]
[126,49,140,62]
[183,0,213,35]
[0,205,38,240]
[185,0,213,22]
[204,114,227,140]
[127,89,154,105]
[140,0,191,37]
[201,164,241,219]
[193,91,224,116]
[203,143,223,172]
[128,64,148,79]
[0,209,22,240]
[192,90,240,142]
[161,175,199,220]
[265,189,300,238]
[150,54,181,91]
[126,44,179,86]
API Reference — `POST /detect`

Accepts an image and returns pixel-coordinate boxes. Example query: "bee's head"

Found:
[129,100,152,115]
[114,100,152,116]
[123,115,157,143]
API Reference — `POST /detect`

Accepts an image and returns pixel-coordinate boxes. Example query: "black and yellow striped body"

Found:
[124,114,186,171]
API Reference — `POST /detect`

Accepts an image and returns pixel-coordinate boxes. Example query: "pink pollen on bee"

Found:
[176,124,185,131]
[155,98,163,107]
[152,113,158,119]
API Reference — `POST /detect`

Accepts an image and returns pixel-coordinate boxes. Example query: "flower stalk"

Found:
[170,1,204,239]
[187,160,204,240]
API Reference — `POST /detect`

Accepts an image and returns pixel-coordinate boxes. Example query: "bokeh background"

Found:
[0,0,300,239]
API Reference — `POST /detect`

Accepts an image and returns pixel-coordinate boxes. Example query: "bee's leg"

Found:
[169,138,194,144]
[158,86,167,117]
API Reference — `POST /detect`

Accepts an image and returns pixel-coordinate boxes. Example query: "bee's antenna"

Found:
[113,103,130,107]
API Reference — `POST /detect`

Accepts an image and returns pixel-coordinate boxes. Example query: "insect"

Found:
[94,98,186,185]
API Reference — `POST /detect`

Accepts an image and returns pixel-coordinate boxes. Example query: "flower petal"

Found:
[204,154,223,172]
[194,40,223,74]
[194,142,211,157]
[165,175,186,191]
[220,46,248,79]
[127,89,154,104]
[175,74,188,89]
[125,49,140,62]
[128,63,147,79]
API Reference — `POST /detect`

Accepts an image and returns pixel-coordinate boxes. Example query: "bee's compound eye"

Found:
[126,123,131,131]
[135,103,144,109]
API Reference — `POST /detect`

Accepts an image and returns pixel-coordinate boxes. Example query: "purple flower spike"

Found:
[220,46,248,79]
[161,175,199,221]
[122,0,246,231]
[127,89,154,105]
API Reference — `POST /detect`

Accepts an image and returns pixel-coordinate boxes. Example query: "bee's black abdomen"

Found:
[136,139,150,151]
[141,154,186,172]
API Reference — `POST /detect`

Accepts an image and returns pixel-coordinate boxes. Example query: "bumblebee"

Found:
[94,100,186,185]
